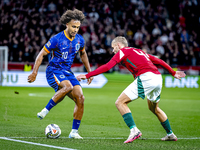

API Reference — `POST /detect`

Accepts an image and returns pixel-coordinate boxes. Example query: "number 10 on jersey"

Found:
[62,52,68,59]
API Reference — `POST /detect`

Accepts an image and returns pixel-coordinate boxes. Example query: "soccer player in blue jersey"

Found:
[28,9,93,139]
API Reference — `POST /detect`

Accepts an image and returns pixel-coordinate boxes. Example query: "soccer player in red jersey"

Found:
[77,36,186,143]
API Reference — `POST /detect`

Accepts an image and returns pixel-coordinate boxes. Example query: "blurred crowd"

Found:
[0,0,200,67]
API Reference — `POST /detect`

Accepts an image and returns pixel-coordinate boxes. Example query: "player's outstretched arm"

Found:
[174,71,186,80]
[149,54,176,76]
[77,74,86,81]
[28,49,48,83]
[77,59,117,82]
[79,50,93,85]
[149,54,186,79]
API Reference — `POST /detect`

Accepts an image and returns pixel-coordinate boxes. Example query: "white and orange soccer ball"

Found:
[45,124,61,139]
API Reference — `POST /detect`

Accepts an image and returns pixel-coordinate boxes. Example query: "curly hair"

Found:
[59,9,85,25]
[112,36,128,47]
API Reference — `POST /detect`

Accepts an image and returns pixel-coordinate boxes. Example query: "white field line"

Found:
[0,137,76,150]
[4,136,200,140]
[29,93,50,97]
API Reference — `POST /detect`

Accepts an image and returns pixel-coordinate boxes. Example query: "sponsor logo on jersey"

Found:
[47,41,51,47]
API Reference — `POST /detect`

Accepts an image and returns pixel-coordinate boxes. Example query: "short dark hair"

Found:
[59,9,85,25]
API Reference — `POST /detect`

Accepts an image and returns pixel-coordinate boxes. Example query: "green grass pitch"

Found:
[0,73,200,150]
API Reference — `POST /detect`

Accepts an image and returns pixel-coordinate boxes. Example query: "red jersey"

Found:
[86,47,176,79]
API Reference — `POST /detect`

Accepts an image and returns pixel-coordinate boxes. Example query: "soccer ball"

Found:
[45,124,61,139]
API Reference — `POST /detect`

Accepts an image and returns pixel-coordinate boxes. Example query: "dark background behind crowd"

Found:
[0,0,200,67]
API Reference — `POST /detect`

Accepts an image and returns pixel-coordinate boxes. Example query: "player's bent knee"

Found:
[62,85,73,94]
[75,94,85,105]
[79,95,85,103]
[115,99,121,108]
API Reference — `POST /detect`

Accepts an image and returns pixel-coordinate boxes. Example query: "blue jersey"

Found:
[44,30,85,72]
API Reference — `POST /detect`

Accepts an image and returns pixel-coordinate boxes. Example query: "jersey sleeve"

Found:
[85,50,124,78]
[148,54,176,76]
[79,36,85,52]
[85,59,117,78]
[43,36,58,54]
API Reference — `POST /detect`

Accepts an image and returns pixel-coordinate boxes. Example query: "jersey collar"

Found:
[64,30,75,41]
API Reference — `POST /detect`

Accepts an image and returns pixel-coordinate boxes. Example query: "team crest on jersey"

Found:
[47,41,51,47]
[75,43,80,53]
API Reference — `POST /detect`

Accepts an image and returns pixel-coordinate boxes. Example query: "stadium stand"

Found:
[0,0,200,71]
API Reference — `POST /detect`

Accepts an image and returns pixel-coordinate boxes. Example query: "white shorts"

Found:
[123,72,162,103]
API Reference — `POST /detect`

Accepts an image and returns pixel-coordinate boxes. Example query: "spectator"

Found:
[47,1,56,13]
[192,41,200,65]
[180,30,189,43]
[152,23,162,37]
[180,43,190,65]
[156,40,165,58]
[88,7,99,23]
[133,29,143,44]
[160,33,169,45]
[24,61,32,72]
[178,14,186,30]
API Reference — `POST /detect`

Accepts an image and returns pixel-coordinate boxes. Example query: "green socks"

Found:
[161,119,173,134]
[122,112,136,129]
[123,113,173,134]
